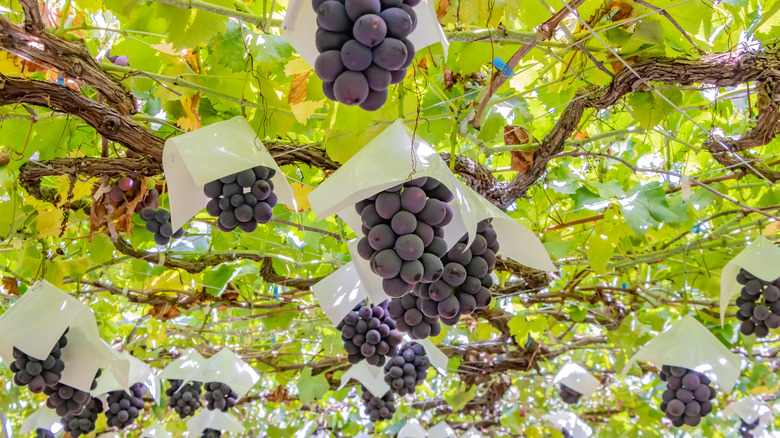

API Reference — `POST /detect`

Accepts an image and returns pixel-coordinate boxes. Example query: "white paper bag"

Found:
[0,280,112,392]
[311,262,370,325]
[723,397,772,434]
[417,338,448,375]
[544,412,592,438]
[200,348,260,399]
[186,410,245,436]
[553,363,600,398]
[355,432,373,438]
[163,116,296,230]
[338,360,390,397]
[461,428,483,438]
[141,422,172,438]
[158,349,206,384]
[427,422,456,438]
[720,236,780,325]
[97,433,122,438]
[95,350,161,403]
[282,0,449,68]
[398,419,428,438]
[618,315,742,392]
[20,407,63,435]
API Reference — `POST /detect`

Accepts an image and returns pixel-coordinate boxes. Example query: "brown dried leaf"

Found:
[222,291,239,302]
[288,72,310,105]
[436,0,450,19]
[184,49,200,73]
[574,130,589,140]
[610,1,633,21]
[504,126,530,145]
[510,151,535,173]
[2,277,19,296]
[443,67,460,92]
[417,56,428,73]
[505,126,534,173]
[149,303,181,321]
[267,385,289,403]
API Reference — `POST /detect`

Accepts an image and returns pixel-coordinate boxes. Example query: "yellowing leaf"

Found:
[284,57,314,77]
[286,182,313,212]
[176,93,201,131]
[586,232,615,275]
[0,52,25,76]
[151,42,179,55]
[35,207,63,238]
[288,72,310,105]
[55,176,93,203]
[291,99,326,125]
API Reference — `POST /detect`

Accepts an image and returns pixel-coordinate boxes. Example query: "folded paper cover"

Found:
[311,262,369,325]
[355,433,372,438]
[282,0,449,68]
[544,412,592,438]
[723,397,772,433]
[95,350,161,403]
[0,280,111,392]
[427,422,457,438]
[20,407,62,435]
[158,349,207,384]
[398,419,427,438]
[618,315,742,392]
[417,338,448,375]
[461,428,483,438]
[142,422,173,438]
[553,363,600,397]
[347,239,391,304]
[187,410,245,436]
[338,360,390,397]
[201,348,260,399]
[720,236,780,325]
[163,116,296,230]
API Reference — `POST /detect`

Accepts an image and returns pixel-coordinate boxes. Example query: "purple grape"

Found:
[359,88,388,111]
[317,1,351,32]
[380,8,413,39]
[364,64,392,90]
[315,28,351,52]
[315,50,346,82]
[341,40,373,71]
[353,14,387,47]
[372,38,407,70]
[334,71,370,105]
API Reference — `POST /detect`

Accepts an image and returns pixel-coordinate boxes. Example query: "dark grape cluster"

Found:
[107,175,159,213]
[45,368,101,417]
[739,418,761,437]
[34,429,54,438]
[559,383,583,405]
[360,386,396,422]
[412,219,498,326]
[105,383,146,429]
[383,342,429,396]
[386,292,441,340]
[202,429,222,438]
[167,379,203,419]
[203,166,278,233]
[61,397,102,438]
[10,330,68,393]
[338,301,403,366]
[312,0,420,110]
[735,268,780,337]
[139,207,184,245]
[561,428,572,438]
[204,382,239,411]
[356,177,454,298]
[658,365,716,427]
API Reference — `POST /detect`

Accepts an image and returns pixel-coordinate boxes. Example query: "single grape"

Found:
[372,38,408,70]
[317,1,351,32]
[353,14,388,47]
[334,71,370,105]
[341,40,373,71]
[315,50,346,82]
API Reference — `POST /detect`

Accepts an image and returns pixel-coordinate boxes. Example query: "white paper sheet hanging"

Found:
[311,262,369,325]
[719,236,780,325]
[141,422,173,438]
[0,280,112,392]
[158,349,207,384]
[347,239,391,304]
[417,338,448,375]
[200,348,260,399]
[398,419,427,438]
[461,428,483,438]
[20,407,62,435]
[282,0,449,68]
[186,410,245,436]
[338,360,390,397]
[618,315,742,392]
[723,397,772,434]
[553,363,600,398]
[427,421,456,438]
[163,116,296,230]
[544,412,592,438]
[94,350,161,403]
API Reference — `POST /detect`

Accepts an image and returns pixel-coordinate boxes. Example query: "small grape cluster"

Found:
[202,429,222,438]
[360,386,396,422]
[356,177,454,298]
[10,330,68,393]
[139,208,184,245]
[659,365,716,427]
[338,301,403,366]
[203,166,278,233]
[735,268,780,337]
[313,0,420,110]
[105,383,146,429]
[558,383,583,405]
[61,397,102,438]
[167,379,203,419]
[739,418,761,437]
[34,429,54,438]
[107,175,159,212]
[413,219,498,326]
[383,342,429,396]
[204,382,239,411]
[386,292,441,340]
[561,429,572,438]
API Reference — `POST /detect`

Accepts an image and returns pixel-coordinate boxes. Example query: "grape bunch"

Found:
[203,166,278,233]
[166,379,203,419]
[558,383,583,405]
[204,382,239,411]
[386,292,441,340]
[139,207,184,245]
[202,429,222,438]
[412,219,498,326]
[382,342,429,396]
[338,301,403,366]
[360,386,396,422]
[34,429,55,438]
[61,397,102,438]
[561,429,572,438]
[355,177,454,298]
[10,330,68,393]
[658,365,716,427]
[106,175,160,212]
[105,382,146,429]
[312,0,420,110]
[735,268,780,337]
[739,418,761,437]
[45,368,101,417]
